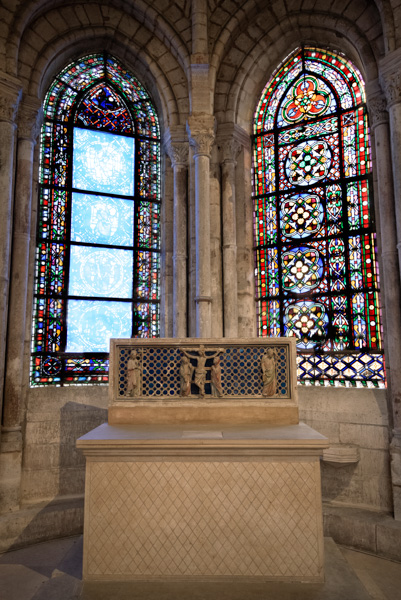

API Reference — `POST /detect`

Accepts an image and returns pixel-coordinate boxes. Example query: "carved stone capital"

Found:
[219,138,242,164]
[381,70,401,109]
[187,114,216,158]
[18,98,43,142]
[368,95,389,128]
[165,140,189,168]
[0,73,22,124]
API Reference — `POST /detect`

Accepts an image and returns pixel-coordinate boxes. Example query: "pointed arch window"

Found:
[31,54,161,385]
[253,47,384,387]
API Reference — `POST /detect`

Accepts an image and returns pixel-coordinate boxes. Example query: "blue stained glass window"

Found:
[73,128,135,196]
[32,53,161,386]
[66,300,132,352]
[71,193,134,246]
[68,247,133,298]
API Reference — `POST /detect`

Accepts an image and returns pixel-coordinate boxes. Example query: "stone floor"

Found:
[1,536,401,600]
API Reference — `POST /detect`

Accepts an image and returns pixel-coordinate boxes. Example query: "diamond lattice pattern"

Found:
[86,460,321,577]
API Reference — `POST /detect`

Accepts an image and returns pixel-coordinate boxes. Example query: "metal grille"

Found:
[118,344,290,398]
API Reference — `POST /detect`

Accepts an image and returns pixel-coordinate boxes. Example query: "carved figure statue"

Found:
[126,350,141,397]
[180,345,225,397]
[261,348,277,397]
[210,356,223,397]
[179,355,194,397]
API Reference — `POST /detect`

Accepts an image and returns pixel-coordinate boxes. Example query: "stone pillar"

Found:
[220,140,240,338]
[165,135,189,338]
[0,74,21,442]
[378,53,401,519]
[3,98,42,433]
[381,66,401,291]
[187,115,215,338]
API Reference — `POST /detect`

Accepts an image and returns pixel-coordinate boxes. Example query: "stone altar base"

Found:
[77,422,328,582]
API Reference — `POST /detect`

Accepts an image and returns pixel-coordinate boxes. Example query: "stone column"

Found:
[0,74,21,441]
[165,135,189,338]
[381,67,401,290]
[187,115,215,338]
[220,140,240,338]
[379,57,401,519]
[3,98,42,433]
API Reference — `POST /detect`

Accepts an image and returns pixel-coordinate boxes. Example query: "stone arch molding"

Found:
[214,11,383,131]
[3,0,191,128]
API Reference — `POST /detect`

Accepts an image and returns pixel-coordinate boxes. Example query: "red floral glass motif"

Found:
[283,76,330,123]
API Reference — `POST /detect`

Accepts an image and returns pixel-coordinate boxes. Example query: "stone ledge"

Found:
[0,496,84,554]
[323,503,401,562]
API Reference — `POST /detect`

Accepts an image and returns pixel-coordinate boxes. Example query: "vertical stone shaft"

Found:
[221,156,238,337]
[3,100,41,429]
[194,151,211,337]
[371,112,401,432]
[173,161,188,337]
[191,0,208,57]
[388,101,401,284]
[0,77,21,437]
[187,118,215,338]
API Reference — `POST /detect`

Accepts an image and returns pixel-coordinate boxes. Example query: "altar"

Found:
[77,338,328,582]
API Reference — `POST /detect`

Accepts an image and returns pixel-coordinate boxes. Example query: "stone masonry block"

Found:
[340,423,390,450]
[358,448,391,477]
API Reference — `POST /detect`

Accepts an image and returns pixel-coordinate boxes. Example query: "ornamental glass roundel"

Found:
[286,140,332,186]
[252,47,384,387]
[280,194,324,239]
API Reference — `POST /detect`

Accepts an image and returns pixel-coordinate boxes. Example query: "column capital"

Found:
[218,138,242,165]
[164,139,189,168]
[379,49,401,109]
[368,95,389,128]
[0,72,22,124]
[186,113,216,158]
[18,97,43,142]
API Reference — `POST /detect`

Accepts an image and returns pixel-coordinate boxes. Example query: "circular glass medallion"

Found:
[280,194,324,238]
[282,247,323,293]
[286,140,331,186]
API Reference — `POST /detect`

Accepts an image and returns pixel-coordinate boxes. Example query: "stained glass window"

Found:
[253,47,384,387]
[31,53,161,385]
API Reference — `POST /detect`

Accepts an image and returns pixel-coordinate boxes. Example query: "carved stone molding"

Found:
[18,98,43,142]
[0,75,22,124]
[187,114,216,158]
[368,96,389,128]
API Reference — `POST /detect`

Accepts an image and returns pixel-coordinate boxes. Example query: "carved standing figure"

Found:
[210,356,223,397]
[126,350,141,397]
[179,355,194,397]
[261,348,277,397]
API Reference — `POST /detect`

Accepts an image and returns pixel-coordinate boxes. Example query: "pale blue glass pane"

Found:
[66,300,132,352]
[69,246,133,298]
[73,128,135,195]
[71,192,134,246]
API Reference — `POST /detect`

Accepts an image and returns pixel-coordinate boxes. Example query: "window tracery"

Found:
[253,47,384,387]
[31,53,161,385]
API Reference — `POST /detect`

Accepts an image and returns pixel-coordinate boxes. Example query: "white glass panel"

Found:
[71,192,134,246]
[73,128,135,195]
[66,300,132,352]
[69,246,133,298]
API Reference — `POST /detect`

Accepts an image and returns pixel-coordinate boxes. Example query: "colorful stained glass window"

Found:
[32,53,161,385]
[253,47,384,387]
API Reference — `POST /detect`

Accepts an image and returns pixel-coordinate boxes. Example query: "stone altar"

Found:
[77,338,328,582]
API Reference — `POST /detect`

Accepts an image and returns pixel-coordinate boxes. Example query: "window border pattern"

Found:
[253,47,384,388]
[31,53,161,386]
